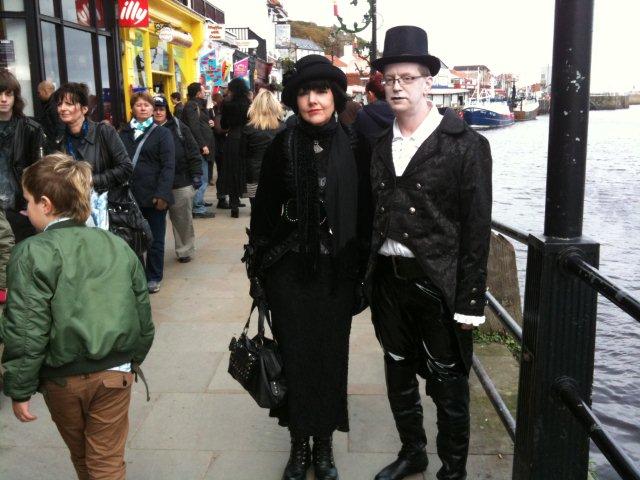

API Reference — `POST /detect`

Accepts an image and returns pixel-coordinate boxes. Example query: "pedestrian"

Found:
[354,72,395,148]
[119,91,175,294]
[211,92,229,208]
[170,91,184,118]
[366,26,492,480]
[181,82,215,219]
[0,69,47,242]
[337,96,362,125]
[152,95,203,263]
[0,208,13,304]
[246,55,370,480]
[53,81,132,205]
[0,153,154,480]
[36,80,65,149]
[242,90,284,209]
[220,77,251,218]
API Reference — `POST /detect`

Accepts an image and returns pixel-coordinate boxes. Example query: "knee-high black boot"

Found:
[430,376,471,480]
[282,433,311,480]
[375,358,429,480]
[312,435,339,479]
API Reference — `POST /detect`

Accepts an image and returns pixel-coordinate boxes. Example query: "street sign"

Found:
[236,39,259,49]
[118,0,149,28]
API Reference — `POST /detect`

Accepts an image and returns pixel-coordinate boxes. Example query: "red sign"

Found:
[118,0,149,28]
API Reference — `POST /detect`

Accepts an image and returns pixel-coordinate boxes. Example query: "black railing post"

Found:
[513,1,601,479]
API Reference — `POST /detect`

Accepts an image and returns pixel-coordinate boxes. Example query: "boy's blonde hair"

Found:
[247,90,283,130]
[22,153,93,224]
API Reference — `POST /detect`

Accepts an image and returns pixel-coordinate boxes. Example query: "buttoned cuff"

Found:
[454,313,485,326]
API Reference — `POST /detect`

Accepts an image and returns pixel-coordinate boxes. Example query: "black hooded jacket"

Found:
[162,117,203,189]
[354,100,395,147]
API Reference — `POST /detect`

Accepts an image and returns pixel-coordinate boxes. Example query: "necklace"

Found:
[313,140,323,154]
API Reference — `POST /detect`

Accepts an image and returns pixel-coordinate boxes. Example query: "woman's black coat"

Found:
[55,120,133,193]
[119,124,175,207]
[241,122,283,184]
[163,117,203,189]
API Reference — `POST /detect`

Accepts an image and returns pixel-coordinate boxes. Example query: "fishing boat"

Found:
[514,99,540,121]
[462,102,515,129]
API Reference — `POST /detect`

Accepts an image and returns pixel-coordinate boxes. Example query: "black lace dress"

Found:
[260,131,356,436]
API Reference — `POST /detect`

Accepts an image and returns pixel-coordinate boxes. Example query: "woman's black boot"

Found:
[312,435,339,480]
[282,435,311,480]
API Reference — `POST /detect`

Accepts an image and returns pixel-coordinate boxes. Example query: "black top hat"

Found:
[372,26,441,76]
[281,55,348,109]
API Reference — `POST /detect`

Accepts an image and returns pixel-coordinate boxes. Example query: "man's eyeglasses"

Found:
[382,75,429,87]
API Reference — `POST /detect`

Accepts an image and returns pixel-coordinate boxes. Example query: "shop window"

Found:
[40,21,60,87]
[97,35,111,122]
[0,0,24,11]
[131,29,147,89]
[150,35,169,73]
[0,18,33,116]
[64,27,96,94]
[174,45,187,94]
[192,0,205,16]
[61,0,92,26]
[39,0,54,16]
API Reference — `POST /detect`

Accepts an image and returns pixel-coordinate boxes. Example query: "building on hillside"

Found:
[339,44,370,76]
[325,55,348,73]
[452,64,492,88]
[290,37,323,61]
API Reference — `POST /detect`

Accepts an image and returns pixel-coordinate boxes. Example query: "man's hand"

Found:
[192,176,203,190]
[201,146,210,156]
[152,198,168,211]
[208,119,215,127]
[13,400,37,422]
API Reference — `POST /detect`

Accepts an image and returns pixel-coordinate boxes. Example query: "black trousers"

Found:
[371,255,471,479]
[370,255,468,382]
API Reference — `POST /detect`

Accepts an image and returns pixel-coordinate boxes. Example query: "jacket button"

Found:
[402,232,409,239]
[472,287,478,293]
[380,182,386,188]
[470,299,477,306]
[409,207,416,215]
[380,206,385,213]
[416,183,422,190]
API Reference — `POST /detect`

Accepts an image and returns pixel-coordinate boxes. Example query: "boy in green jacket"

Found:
[0,153,154,480]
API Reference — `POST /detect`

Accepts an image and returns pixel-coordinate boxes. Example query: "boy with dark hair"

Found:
[170,91,184,118]
[0,153,154,479]
[0,69,47,242]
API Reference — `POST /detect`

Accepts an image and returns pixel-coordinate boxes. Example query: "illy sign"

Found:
[119,0,149,27]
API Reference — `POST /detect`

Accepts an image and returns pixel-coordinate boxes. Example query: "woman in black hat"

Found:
[245,55,371,480]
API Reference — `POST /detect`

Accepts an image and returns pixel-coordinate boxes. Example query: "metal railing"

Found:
[481,220,640,479]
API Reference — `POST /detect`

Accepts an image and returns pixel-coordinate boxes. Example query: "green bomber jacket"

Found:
[0,220,154,401]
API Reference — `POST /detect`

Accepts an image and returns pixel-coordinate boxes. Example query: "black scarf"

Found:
[294,116,358,275]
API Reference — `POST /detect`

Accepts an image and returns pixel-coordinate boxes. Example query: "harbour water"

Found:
[484,105,640,479]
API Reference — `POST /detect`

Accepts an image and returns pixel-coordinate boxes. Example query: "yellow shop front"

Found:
[120,0,205,118]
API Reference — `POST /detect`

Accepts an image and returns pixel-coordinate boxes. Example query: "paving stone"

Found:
[126,449,215,480]
[130,393,290,452]
[152,322,242,353]
[142,350,222,393]
[348,353,386,395]
[0,447,76,480]
[0,395,65,448]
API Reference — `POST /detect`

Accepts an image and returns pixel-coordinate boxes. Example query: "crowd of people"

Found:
[0,25,493,480]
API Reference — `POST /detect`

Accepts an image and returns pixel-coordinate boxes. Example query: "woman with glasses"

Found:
[246,55,370,480]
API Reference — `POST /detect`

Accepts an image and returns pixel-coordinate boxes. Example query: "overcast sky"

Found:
[282,0,640,92]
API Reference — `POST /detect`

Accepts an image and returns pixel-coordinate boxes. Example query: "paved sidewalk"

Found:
[0,199,516,479]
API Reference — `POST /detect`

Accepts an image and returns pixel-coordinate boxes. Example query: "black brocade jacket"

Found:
[365,108,493,317]
[248,122,372,280]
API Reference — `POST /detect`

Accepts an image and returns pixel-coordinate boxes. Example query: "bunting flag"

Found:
[333,0,339,17]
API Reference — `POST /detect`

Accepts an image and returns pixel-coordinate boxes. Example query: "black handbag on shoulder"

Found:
[228,301,287,409]
[107,184,153,256]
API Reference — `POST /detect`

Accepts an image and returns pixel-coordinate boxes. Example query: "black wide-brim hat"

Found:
[372,25,441,76]
[281,54,348,109]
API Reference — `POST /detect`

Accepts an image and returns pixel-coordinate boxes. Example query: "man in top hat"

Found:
[365,26,492,480]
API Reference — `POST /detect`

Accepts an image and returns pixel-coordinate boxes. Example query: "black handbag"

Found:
[228,300,287,409]
[107,184,153,256]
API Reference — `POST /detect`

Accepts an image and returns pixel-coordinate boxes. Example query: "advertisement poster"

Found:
[199,45,233,88]
[233,58,249,79]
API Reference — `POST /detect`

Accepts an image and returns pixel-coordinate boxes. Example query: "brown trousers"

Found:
[42,370,134,480]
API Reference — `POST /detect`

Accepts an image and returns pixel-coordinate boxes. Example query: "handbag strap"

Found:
[131,123,158,168]
[243,300,274,340]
